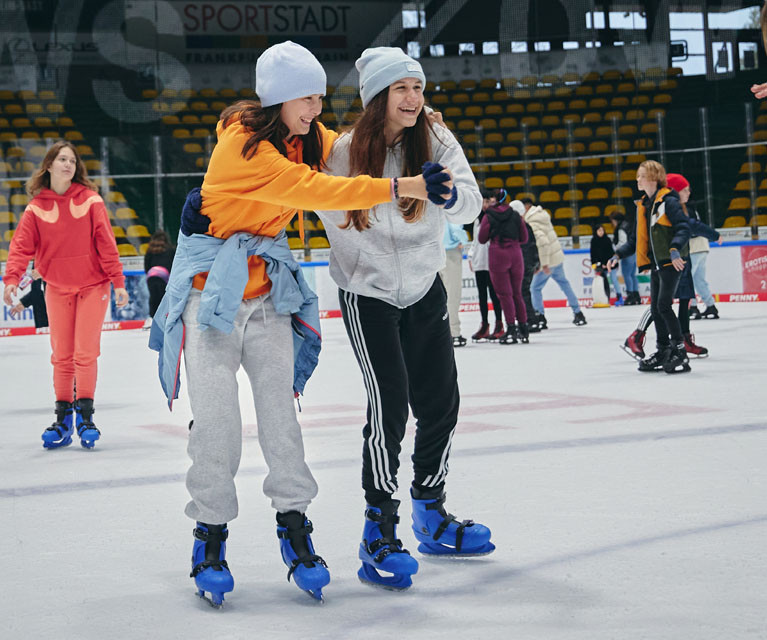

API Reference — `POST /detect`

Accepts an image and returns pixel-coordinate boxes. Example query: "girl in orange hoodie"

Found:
[180,41,443,607]
[3,141,129,450]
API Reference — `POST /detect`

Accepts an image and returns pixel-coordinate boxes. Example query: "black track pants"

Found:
[339,277,460,506]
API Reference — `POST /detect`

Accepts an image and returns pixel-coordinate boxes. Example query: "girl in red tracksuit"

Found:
[3,141,129,450]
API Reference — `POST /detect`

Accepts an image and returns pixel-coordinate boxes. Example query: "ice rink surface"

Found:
[1,302,766,640]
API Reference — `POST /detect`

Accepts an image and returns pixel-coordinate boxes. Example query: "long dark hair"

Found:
[146,230,172,254]
[219,100,324,168]
[26,140,98,196]
[342,89,443,231]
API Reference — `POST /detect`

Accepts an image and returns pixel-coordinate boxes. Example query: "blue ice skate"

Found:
[358,500,419,591]
[42,401,74,449]
[276,511,330,602]
[191,522,234,608]
[74,398,100,449]
[411,489,495,557]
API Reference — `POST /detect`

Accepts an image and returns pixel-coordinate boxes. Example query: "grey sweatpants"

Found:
[182,291,318,524]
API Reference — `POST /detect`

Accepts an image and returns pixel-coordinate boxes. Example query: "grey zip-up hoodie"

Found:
[315,127,481,308]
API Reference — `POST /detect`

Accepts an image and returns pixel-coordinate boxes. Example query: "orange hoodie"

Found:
[5,183,125,291]
[196,117,393,299]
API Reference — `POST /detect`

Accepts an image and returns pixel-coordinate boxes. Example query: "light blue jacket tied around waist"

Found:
[148,230,321,409]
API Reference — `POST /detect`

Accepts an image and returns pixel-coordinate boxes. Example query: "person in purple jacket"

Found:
[478,198,529,344]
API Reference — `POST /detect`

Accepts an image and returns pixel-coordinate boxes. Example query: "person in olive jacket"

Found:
[614,160,691,373]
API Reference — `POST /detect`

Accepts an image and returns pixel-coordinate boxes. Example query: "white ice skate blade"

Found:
[620,343,643,361]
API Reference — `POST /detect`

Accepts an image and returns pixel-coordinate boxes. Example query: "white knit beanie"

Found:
[356,47,426,108]
[255,41,327,108]
[510,200,526,215]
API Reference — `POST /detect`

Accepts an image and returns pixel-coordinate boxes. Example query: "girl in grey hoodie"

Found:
[315,47,493,591]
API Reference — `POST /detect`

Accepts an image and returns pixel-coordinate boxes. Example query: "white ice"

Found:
[1,302,766,640]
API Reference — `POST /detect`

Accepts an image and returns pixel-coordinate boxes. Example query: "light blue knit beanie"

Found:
[255,41,327,108]
[356,47,426,108]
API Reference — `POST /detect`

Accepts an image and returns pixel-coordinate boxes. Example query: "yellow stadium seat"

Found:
[574,172,594,185]
[563,190,583,201]
[0,249,8,261]
[183,143,203,154]
[308,236,330,249]
[612,187,634,199]
[64,130,84,141]
[739,162,761,174]
[106,192,126,203]
[620,169,637,182]
[117,244,139,256]
[539,191,560,203]
[529,175,549,187]
[85,159,102,172]
[288,237,304,250]
[586,188,608,201]
[750,214,767,225]
[484,177,503,189]
[580,206,600,218]
[10,194,30,207]
[554,207,574,219]
[4,229,14,242]
[727,199,750,212]
[485,104,503,116]
[0,211,16,224]
[115,207,137,219]
[754,197,767,210]
[112,226,126,238]
[723,215,747,226]
[173,129,191,139]
[500,146,519,158]
[553,225,568,237]
[571,223,592,236]
[505,176,525,189]
[479,118,497,130]
[181,114,200,125]
[127,225,150,238]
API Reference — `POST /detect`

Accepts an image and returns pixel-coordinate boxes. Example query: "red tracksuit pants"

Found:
[45,281,111,402]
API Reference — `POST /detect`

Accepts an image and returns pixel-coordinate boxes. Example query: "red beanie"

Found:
[666,173,689,192]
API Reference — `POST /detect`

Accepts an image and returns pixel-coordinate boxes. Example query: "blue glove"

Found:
[669,248,681,262]
[180,187,211,236]
[422,161,457,207]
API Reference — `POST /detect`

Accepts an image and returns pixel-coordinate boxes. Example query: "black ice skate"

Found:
[638,347,670,372]
[572,311,587,326]
[452,335,467,348]
[663,344,691,374]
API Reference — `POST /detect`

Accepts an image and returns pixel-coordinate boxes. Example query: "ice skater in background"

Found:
[521,197,587,329]
[617,173,719,361]
[676,176,723,320]
[467,189,504,342]
[10,268,49,328]
[143,230,175,326]
[440,220,469,346]
[315,46,492,591]
[2,141,129,450]
[610,161,691,373]
[608,209,640,305]
[478,198,530,343]
[165,41,442,606]
[590,224,623,307]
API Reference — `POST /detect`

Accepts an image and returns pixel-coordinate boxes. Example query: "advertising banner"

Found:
[741,244,767,293]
